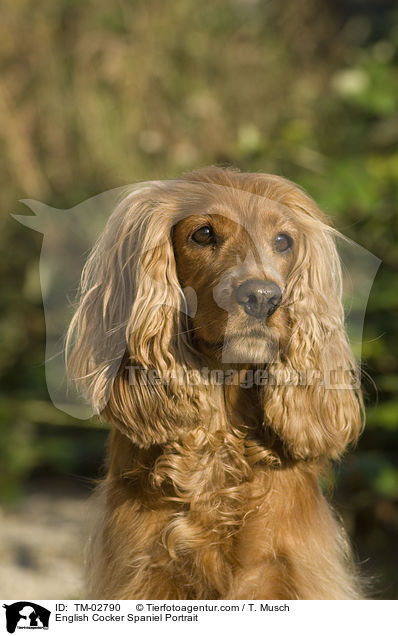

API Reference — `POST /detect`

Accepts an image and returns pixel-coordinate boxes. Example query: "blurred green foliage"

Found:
[0,0,397,597]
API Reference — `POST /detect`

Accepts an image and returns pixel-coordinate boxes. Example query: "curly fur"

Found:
[66,167,364,599]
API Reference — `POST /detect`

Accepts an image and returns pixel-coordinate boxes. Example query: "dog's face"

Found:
[67,167,363,458]
[172,199,298,364]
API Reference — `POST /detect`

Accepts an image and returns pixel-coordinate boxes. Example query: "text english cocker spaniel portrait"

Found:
[66,167,364,600]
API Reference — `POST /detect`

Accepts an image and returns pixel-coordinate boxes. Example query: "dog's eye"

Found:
[191,225,215,245]
[274,233,293,253]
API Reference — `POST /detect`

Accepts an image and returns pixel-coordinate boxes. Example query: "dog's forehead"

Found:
[174,188,297,235]
[220,202,298,241]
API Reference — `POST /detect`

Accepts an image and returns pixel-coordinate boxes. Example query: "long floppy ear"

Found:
[263,204,363,461]
[66,186,204,447]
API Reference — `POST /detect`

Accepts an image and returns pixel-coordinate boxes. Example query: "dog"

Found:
[66,166,364,599]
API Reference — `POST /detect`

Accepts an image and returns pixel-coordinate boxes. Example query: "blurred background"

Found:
[0,0,397,599]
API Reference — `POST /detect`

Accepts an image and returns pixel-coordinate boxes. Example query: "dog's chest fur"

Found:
[99,425,331,599]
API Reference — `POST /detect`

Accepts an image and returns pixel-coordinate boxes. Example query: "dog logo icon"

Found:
[3,602,51,633]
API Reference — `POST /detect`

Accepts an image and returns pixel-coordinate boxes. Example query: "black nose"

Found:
[236,279,282,318]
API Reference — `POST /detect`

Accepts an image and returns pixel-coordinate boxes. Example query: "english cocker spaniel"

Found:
[67,167,364,599]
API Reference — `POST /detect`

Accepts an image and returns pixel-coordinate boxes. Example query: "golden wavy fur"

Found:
[66,166,364,599]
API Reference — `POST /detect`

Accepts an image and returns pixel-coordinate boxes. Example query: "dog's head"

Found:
[67,167,363,459]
